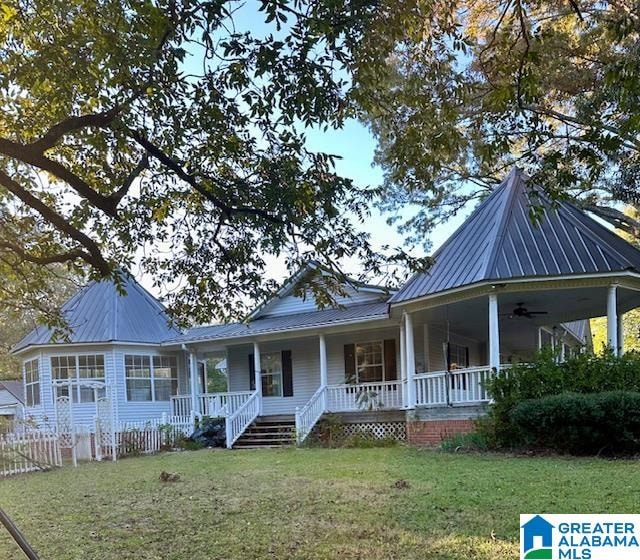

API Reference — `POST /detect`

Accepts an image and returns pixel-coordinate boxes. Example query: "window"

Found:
[153,356,178,401]
[125,354,178,402]
[51,355,105,402]
[24,359,40,407]
[51,355,76,399]
[261,353,282,397]
[78,355,105,402]
[355,341,384,382]
[447,343,469,369]
[125,355,152,401]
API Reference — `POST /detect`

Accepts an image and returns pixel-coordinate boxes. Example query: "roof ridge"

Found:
[480,167,523,279]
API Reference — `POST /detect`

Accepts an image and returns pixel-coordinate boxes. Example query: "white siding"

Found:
[423,326,485,373]
[21,344,182,429]
[256,286,386,318]
[226,326,401,415]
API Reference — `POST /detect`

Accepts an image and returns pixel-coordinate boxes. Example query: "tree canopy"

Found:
[360,1,640,250]
[0,0,428,327]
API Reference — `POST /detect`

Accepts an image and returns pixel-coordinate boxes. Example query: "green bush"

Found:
[484,348,640,445]
[511,391,640,455]
[440,430,491,453]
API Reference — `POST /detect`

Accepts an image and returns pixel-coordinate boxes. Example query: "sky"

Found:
[139,2,473,296]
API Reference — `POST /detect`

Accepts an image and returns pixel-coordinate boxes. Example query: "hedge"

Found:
[511,391,640,455]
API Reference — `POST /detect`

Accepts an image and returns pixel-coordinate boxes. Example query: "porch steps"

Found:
[233,417,295,449]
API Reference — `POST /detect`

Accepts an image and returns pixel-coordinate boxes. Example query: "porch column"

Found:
[607,285,619,356]
[488,293,500,371]
[319,334,328,410]
[618,312,625,356]
[189,352,198,415]
[399,320,407,407]
[253,342,263,414]
[404,312,416,408]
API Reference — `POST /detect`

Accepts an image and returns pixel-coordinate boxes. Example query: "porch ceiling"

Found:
[410,285,640,341]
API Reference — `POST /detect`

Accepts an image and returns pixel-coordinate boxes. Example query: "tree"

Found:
[591,206,640,352]
[359,1,640,250]
[0,0,427,327]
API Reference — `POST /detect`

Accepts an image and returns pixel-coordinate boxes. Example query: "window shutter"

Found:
[344,344,356,383]
[465,346,470,368]
[282,350,293,397]
[248,353,255,391]
[384,339,397,380]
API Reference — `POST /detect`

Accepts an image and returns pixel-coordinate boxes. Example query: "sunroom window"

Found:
[24,359,40,407]
[51,355,105,403]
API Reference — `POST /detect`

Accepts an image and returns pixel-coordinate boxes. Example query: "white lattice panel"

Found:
[55,396,74,448]
[341,421,406,441]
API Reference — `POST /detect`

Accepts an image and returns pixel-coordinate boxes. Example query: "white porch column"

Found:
[607,285,619,356]
[319,334,328,410]
[488,293,500,371]
[618,312,625,356]
[399,320,407,407]
[253,341,263,414]
[404,312,416,408]
[189,352,198,415]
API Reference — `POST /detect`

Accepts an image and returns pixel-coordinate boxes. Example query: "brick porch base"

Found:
[406,419,476,446]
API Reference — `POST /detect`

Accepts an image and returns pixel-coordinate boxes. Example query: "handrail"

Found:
[295,386,327,445]
[225,390,260,448]
[414,365,496,406]
[326,380,403,412]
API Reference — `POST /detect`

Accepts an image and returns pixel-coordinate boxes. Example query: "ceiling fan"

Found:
[503,302,549,320]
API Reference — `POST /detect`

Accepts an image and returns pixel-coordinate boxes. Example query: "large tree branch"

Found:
[0,241,89,266]
[0,138,119,217]
[585,203,640,239]
[28,106,121,152]
[129,130,286,224]
[108,154,149,205]
[0,169,111,275]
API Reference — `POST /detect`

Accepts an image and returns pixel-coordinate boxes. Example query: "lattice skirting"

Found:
[339,421,406,441]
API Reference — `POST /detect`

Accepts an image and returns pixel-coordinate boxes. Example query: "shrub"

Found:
[484,348,640,446]
[440,430,491,453]
[511,391,640,455]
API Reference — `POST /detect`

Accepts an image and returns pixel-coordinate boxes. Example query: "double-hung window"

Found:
[24,359,40,407]
[261,353,283,397]
[125,355,178,402]
[51,355,76,400]
[77,355,105,401]
[355,341,384,383]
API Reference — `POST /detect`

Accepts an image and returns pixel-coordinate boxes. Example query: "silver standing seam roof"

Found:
[13,274,180,352]
[390,167,640,304]
[165,301,390,345]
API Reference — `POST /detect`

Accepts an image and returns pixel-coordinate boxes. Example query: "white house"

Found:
[12,168,640,447]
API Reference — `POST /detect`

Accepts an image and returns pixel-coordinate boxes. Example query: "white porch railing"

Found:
[295,386,326,444]
[225,390,260,448]
[414,366,494,407]
[326,381,403,412]
[198,391,253,417]
[171,391,254,418]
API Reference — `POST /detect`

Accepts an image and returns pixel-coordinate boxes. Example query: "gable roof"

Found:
[391,167,640,304]
[248,260,390,320]
[0,381,24,404]
[13,274,180,353]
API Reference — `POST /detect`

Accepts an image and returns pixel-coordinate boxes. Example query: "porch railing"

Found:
[198,391,253,417]
[225,390,260,448]
[326,380,403,412]
[171,391,254,418]
[295,386,326,444]
[414,366,494,407]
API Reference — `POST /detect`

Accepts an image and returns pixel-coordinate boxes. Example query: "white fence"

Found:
[0,431,62,477]
[117,415,195,456]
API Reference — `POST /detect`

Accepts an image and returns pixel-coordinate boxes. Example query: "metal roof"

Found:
[13,274,180,352]
[165,301,390,345]
[0,381,24,404]
[391,167,640,304]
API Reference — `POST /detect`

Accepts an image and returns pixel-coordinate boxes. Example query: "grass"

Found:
[1,447,639,559]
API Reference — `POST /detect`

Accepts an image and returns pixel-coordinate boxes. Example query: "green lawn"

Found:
[1,447,638,559]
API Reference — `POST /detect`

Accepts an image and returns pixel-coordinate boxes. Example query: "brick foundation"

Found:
[406,419,476,446]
